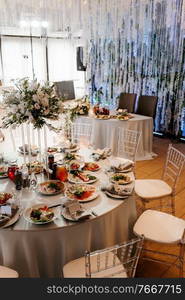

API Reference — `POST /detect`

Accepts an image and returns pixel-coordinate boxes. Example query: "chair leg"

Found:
[140,198,146,213]
[171,194,175,216]
[179,244,185,278]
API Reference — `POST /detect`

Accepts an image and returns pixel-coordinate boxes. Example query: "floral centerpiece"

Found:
[2,78,64,129]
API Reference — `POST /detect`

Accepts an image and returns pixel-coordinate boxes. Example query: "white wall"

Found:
[0,36,85,98]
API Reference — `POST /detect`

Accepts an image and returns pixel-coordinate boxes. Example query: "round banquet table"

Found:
[0,148,137,278]
[75,113,154,160]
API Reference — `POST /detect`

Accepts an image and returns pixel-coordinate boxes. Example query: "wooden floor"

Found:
[135,136,185,278]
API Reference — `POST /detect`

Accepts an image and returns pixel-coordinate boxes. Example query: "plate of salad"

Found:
[65,184,99,202]
[24,205,56,224]
[68,170,98,184]
[37,180,65,195]
[110,173,132,185]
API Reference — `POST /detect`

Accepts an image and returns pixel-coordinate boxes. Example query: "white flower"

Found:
[29,115,34,122]
[33,94,39,102]
[43,108,49,115]
[29,80,38,91]
[34,103,40,110]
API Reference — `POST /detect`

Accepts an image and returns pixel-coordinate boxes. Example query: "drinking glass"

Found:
[56,164,68,182]
[29,172,38,191]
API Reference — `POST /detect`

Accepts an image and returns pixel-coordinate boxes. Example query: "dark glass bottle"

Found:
[51,163,57,180]
[14,170,22,190]
[48,154,54,169]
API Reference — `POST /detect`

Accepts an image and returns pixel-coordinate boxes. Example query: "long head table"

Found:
[0,148,137,277]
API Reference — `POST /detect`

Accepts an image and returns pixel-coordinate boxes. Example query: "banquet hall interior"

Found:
[0,0,184,278]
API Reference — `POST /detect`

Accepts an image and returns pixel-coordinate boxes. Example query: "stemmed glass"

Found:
[29,168,38,191]
[11,186,23,210]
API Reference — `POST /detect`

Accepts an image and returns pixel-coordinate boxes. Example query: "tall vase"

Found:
[37,128,42,164]
[65,112,72,142]
[21,124,26,164]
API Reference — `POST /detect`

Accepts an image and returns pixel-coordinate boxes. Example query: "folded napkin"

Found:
[63,200,91,220]
[0,205,13,226]
[108,161,133,172]
[101,184,133,196]
[91,148,112,161]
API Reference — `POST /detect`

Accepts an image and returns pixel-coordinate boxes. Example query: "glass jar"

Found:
[56,163,68,182]
[8,163,19,181]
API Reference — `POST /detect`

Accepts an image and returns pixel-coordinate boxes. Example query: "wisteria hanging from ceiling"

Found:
[0,0,184,135]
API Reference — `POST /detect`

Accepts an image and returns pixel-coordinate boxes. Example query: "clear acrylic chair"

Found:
[63,236,144,278]
[71,122,92,147]
[135,144,185,215]
[0,129,5,142]
[134,209,185,277]
[117,128,141,174]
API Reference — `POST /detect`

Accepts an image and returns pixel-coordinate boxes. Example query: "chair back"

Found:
[85,236,144,278]
[54,81,75,100]
[117,93,137,113]
[136,95,157,118]
[162,144,185,193]
[117,128,141,163]
[71,122,92,146]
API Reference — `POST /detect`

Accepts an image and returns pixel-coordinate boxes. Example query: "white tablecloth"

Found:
[0,149,137,277]
[76,114,154,160]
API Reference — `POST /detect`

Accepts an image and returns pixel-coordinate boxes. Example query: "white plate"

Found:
[0,174,8,179]
[64,146,80,152]
[110,178,132,185]
[111,167,132,173]
[105,191,128,199]
[110,174,132,185]
[0,207,22,228]
[68,160,85,171]
[83,163,101,172]
[37,180,65,196]
[23,204,56,225]
[62,207,90,221]
[68,174,98,184]
[65,188,99,203]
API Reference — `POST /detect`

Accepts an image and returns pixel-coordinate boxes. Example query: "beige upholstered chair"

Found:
[136,95,157,118]
[71,122,92,147]
[63,236,144,278]
[134,209,185,277]
[117,93,137,113]
[0,266,19,278]
[134,144,185,215]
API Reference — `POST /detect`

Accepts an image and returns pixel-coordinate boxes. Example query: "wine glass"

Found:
[29,171,38,191]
